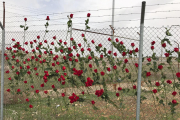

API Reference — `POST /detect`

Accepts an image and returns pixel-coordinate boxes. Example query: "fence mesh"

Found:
[0,25,180,120]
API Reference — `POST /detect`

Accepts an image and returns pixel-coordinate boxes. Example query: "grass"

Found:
[1,55,180,119]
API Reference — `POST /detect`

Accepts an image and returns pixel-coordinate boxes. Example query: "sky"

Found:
[0,0,180,58]
[0,0,180,31]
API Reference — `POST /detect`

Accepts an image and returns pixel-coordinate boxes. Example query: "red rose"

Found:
[89,64,92,68]
[81,48,84,52]
[82,91,85,95]
[8,77,11,80]
[31,85,34,88]
[162,43,166,48]
[120,41,123,45]
[135,48,139,52]
[46,16,50,20]
[75,59,78,62]
[155,82,160,87]
[6,57,9,60]
[26,98,29,102]
[91,40,95,44]
[115,38,119,42]
[62,93,65,97]
[147,58,151,62]
[44,40,47,43]
[52,84,55,88]
[158,65,163,70]
[53,36,56,40]
[62,81,65,85]
[24,18,27,21]
[70,37,74,41]
[152,89,157,93]
[34,40,37,43]
[44,90,48,94]
[174,48,179,52]
[51,42,54,45]
[29,104,33,108]
[135,63,138,67]
[24,42,28,45]
[76,53,80,57]
[35,90,39,93]
[27,71,31,75]
[87,13,91,17]
[113,65,117,70]
[64,42,67,45]
[35,73,39,76]
[17,89,21,92]
[124,59,128,63]
[94,69,97,73]
[133,85,136,89]
[24,81,27,84]
[69,58,72,61]
[172,99,177,104]
[56,62,60,65]
[151,41,155,45]
[6,70,9,74]
[37,35,40,39]
[16,59,19,63]
[151,46,154,50]
[118,87,122,91]
[98,44,102,47]
[108,50,112,54]
[64,73,67,76]
[73,46,76,49]
[12,66,15,69]
[100,54,103,58]
[52,63,55,66]
[131,43,135,47]
[129,50,133,55]
[62,66,66,71]
[146,72,151,77]
[12,38,15,41]
[116,93,120,97]
[27,65,30,69]
[87,48,91,51]
[101,71,105,76]
[113,52,117,56]
[107,67,111,71]
[81,34,84,37]
[125,68,129,73]
[16,71,20,75]
[40,83,44,87]
[70,14,73,18]
[122,52,126,56]
[88,56,92,60]
[6,89,10,92]
[172,91,177,96]
[176,72,180,78]
[91,100,95,105]
[108,37,111,41]
[166,80,172,84]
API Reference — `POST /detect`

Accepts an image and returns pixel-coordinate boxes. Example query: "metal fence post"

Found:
[136,1,146,120]
[0,21,5,120]
[111,0,115,58]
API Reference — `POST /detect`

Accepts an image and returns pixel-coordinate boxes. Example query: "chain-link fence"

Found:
[0,25,180,120]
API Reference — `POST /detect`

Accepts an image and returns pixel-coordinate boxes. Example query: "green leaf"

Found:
[95,58,99,67]
[159,99,165,106]
[20,25,24,28]
[24,26,28,30]
[146,63,151,66]
[165,30,172,36]
[84,68,87,73]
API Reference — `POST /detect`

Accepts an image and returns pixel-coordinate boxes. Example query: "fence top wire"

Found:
[1,2,180,18]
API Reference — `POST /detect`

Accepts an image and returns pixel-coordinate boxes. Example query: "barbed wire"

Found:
[4,9,180,23]
[5,16,180,28]
[1,2,180,19]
